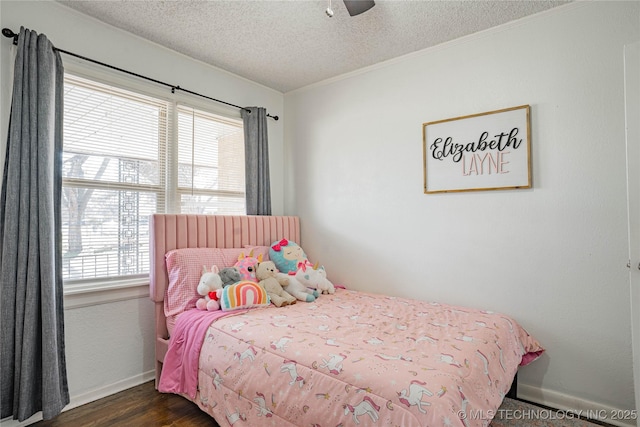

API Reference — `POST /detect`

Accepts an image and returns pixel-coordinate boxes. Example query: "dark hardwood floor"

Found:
[30,381,219,427]
[29,380,616,427]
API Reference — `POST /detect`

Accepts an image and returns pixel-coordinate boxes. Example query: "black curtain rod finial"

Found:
[2,28,18,45]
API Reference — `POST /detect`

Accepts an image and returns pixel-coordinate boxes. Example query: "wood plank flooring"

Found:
[30,381,219,427]
[29,381,615,427]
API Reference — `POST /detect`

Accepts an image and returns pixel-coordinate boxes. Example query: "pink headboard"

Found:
[149,214,300,385]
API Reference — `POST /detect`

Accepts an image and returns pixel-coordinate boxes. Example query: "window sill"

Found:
[64,278,150,309]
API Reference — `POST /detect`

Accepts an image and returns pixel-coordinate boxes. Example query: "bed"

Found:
[150,214,543,426]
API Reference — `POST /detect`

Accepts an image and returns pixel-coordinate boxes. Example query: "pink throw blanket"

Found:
[158,308,246,398]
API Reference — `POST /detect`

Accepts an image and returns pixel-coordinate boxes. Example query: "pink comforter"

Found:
[162,289,543,426]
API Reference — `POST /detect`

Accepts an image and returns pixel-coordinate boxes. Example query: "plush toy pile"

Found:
[194,243,334,312]
[194,250,262,312]
[270,239,335,294]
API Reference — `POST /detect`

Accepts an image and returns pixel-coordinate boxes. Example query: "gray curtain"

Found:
[241,106,271,215]
[0,27,69,421]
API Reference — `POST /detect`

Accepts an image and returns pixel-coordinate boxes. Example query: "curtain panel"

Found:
[241,106,272,215]
[0,27,69,421]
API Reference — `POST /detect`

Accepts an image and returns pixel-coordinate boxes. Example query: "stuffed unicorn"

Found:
[281,273,319,302]
[234,250,263,282]
[295,262,335,295]
[196,265,223,311]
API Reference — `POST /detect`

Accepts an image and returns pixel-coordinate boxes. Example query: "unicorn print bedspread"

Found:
[179,289,543,426]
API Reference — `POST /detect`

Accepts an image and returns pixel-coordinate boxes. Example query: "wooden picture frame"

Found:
[423,105,531,194]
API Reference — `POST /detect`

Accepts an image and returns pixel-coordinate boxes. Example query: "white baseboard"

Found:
[0,370,156,427]
[518,383,638,427]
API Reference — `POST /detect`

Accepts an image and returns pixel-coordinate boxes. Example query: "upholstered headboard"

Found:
[149,214,300,385]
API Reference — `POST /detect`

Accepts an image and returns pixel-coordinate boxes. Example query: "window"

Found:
[62,74,245,287]
[177,106,245,214]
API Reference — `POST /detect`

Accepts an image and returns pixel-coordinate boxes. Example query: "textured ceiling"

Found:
[56,0,570,93]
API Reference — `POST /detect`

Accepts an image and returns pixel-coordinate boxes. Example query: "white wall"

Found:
[0,1,284,425]
[284,0,639,416]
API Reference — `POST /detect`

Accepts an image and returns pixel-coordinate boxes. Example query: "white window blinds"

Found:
[62,73,247,285]
[177,105,246,215]
[62,75,169,282]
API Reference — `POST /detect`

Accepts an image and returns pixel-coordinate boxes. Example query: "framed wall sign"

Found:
[423,105,531,194]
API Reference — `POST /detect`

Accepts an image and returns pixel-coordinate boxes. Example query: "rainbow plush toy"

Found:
[217,281,270,311]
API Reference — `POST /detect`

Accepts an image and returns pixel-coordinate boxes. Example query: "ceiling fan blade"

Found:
[343,0,375,16]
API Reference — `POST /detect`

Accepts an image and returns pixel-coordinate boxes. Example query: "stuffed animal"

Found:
[295,262,336,295]
[255,260,296,307]
[196,265,223,311]
[281,272,319,302]
[269,239,310,275]
[234,250,263,282]
[219,266,241,288]
[216,281,270,311]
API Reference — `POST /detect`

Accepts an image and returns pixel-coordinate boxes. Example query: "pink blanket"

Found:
[158,308,246,398]
[160,289,543,426]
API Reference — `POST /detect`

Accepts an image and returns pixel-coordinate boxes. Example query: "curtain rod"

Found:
[2,27,279,121]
